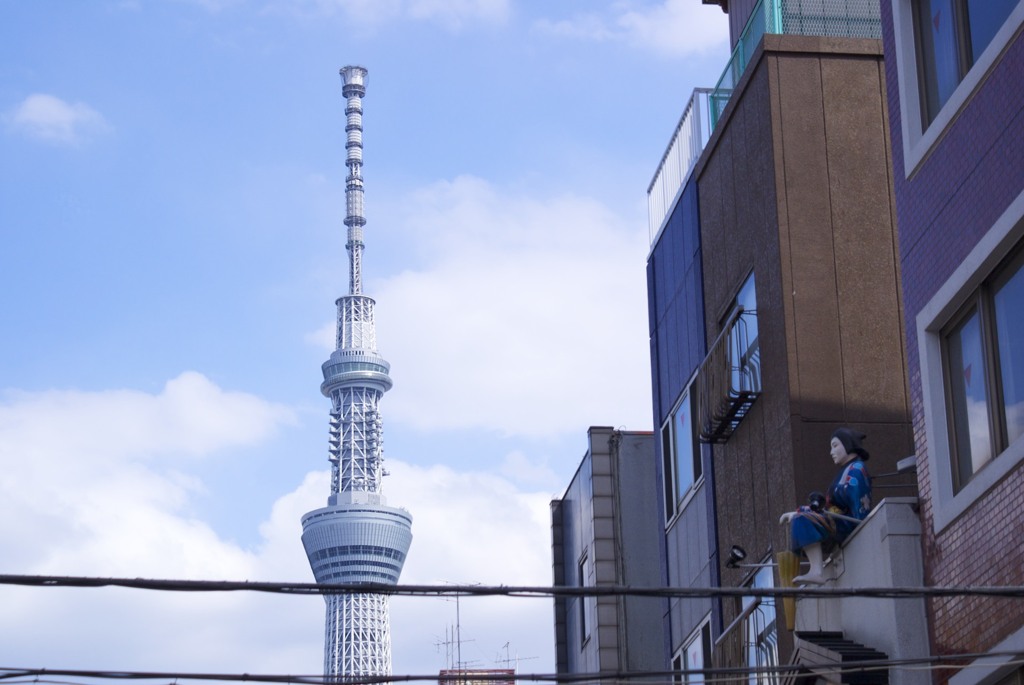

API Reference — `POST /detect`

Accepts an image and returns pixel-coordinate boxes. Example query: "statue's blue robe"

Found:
[790,459,872,553]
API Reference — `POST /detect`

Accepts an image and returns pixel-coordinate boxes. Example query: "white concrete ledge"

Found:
[794,498,929,685]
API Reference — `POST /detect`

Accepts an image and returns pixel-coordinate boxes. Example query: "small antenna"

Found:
[437,585,480,670]
[494,642,539,671]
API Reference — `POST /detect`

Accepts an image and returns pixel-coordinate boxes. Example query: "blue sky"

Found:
[0,0,728,679]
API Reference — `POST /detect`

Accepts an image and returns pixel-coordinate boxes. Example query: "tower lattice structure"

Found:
[301,65,413,679]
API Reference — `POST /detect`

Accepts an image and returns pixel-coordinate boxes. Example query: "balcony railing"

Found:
[647,88,713,243]
[710,0,883,129]
[647,1,881,241]
[698,307,761,443]
[713,596,780,685]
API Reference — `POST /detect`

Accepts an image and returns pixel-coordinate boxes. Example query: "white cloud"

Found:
[172,0,244,11]
[385,461,552,586]
[534,0,728,58]
[1,371,294,467]
[0,374,316,672]
[0,372,296,571]
[365,175,653,438]
[266,0,392,22]
[617,0,729,56]
[6,93,110,145]
[498,450,561,489]
[532,13,615,41]
[279,463,557,674]
[265,0,508,30]
[306,320,335,349]
[0,375,557,675]
[405,0,509,29]
[384,460,556,673]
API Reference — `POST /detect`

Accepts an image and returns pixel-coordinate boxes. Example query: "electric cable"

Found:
[2,652,1024,685]
[4,575,1022,685]
[2,574,1024,599]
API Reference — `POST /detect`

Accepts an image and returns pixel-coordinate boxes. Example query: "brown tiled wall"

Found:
[693,34,916,657]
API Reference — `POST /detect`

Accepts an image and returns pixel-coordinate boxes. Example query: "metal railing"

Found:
[713,597,780,685]
[710,0,883,129]
[647,0,880,242]
[647,1,881,241]
[647,88,713,243]
[697,307,761,443]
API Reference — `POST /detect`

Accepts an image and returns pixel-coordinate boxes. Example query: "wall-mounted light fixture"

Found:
[872,455,919,490]
[725,545,776,569]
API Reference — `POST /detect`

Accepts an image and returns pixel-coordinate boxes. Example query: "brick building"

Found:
[879,0,1024,682]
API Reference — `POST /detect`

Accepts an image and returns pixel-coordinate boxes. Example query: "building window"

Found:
[680,621,712,685]
[942,246,1024,492]
[662,381,703,522]
[673,621,711,685]
[577,554,589,646]
[698,272,761,443]
[726,273,760,395]
[918,196,1024,531]
[914,0,1018,127]
[891,0,1023,173]
[744,566,779,685]
[711,565,777,683]
[674,391,700,500]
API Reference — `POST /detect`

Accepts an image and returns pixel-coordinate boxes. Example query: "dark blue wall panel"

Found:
[647,178,707,428]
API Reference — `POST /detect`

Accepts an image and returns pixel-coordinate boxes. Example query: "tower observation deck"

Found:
[301,65,413,679]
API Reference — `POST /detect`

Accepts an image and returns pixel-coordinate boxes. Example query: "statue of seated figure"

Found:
[779,427,872,585]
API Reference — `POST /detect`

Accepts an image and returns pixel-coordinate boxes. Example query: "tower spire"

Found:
[301,66,413,680]
[342,66,366,297]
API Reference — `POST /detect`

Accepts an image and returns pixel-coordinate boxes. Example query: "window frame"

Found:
[674,618,712,685]
[939,246,1024,492]
[661,377,705,525]
[890,0,1024,176]
[671,653,684,685]
[699,270,761,443]
[723,272,759,397]
[743,565,780,685]
[940,295,995,491]
[577,552,590,647]
[918,192,1024,531]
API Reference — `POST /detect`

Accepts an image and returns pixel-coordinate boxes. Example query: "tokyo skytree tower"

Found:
[301,65,413,679]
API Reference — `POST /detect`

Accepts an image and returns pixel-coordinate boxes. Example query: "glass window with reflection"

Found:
[662,382,703,522]
[727,273,760,394]
[943,247,1024,491]
[674,391,699,501]
[744,566,779,685]
[576,554,589,646]
[683,622,712,685]
[914,0,1018,127]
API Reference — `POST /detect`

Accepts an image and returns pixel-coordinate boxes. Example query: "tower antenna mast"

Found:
[300,66,413,679]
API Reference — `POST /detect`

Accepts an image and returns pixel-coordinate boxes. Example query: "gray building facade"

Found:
[551,427,666,678]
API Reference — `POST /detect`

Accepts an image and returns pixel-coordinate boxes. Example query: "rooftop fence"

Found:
[711,0,882,128]
[647,0,881,242]
[647,89,712,242]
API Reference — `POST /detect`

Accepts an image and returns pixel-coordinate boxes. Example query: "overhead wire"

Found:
[3,574,1024,599]
[2,652,1024,685]
[3,574,1022,685]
